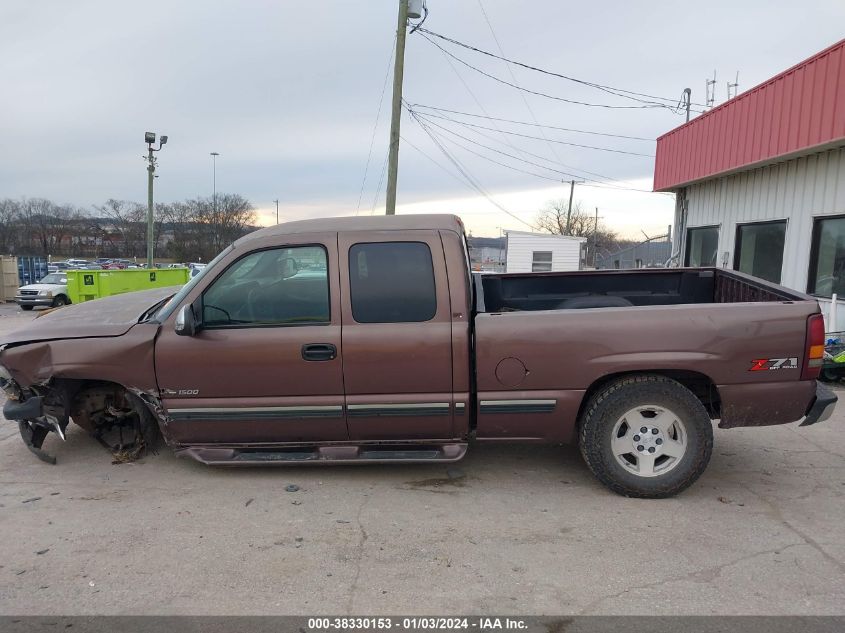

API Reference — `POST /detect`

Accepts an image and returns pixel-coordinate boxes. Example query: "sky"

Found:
[1,1,843,239]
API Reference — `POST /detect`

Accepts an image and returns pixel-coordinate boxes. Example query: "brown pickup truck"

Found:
[0,214,837,497]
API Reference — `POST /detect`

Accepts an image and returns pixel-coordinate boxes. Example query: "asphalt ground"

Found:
[0,301,843,615]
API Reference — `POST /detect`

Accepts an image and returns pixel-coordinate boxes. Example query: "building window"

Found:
[531,251,553,272]
[684,226,719,267]
[808,215,845,298]
[733,220,787,284]
[349,242,436,323]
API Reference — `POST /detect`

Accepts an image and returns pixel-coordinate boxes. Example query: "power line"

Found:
[418,28,708,111]
[370,151,389,214]
[400,134,479,189]
[356,35,395,215]
[410,107,640,185]
[422,25,541,166]
[412,108,654,157]
[409,104,655,141]
[414,113,665,195]
[407,105,663,194]
[407,110,536,229]
[419,32,666,111]
[475,0,563,165]
[411,111,589,181]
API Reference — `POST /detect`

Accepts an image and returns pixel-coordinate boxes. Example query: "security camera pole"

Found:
[144,132,168,268]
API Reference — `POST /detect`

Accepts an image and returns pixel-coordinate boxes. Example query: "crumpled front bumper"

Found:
[2,395,66,464]
[800,382,838,426]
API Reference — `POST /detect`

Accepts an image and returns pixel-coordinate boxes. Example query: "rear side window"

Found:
[349,242,436,323]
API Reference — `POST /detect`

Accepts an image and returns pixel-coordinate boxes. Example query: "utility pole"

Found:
[385,0,411,215]
[682,88,692,123]
[143,132,167,269]
[593,207,599,268]
[274,199,280,225]
[210,152,220,215]
[564,179,583,234]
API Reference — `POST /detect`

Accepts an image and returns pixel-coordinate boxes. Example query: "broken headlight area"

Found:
[0,364,22,401]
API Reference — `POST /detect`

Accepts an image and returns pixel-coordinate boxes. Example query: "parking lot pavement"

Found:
[0,303,843,615]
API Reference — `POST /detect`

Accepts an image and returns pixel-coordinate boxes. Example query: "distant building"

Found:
[467,236,506,272]
[597,239,672,270]
[504,230,586,273]
[654,39,845,329]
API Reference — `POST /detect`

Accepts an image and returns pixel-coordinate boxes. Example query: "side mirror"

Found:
[280,256,299,279]
[175,304,198,336]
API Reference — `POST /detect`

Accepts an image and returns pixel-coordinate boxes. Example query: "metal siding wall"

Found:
[684,147,845,292]
[655,39,845,190]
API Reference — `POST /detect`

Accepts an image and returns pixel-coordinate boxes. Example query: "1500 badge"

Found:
[749,357,799,371]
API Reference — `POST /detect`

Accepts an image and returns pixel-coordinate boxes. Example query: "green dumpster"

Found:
[66,268,190,304]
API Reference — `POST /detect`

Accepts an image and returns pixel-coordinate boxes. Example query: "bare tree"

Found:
[536,198,624,266]
[0,199,21,255]
[191,193,256,261]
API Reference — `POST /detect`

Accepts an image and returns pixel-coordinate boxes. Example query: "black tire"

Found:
[20,305,33,311]
[51,295,68,308]
[579,374,714,498]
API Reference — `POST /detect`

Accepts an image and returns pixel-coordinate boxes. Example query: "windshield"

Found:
[152,245,232,322]
[39,273,67,284]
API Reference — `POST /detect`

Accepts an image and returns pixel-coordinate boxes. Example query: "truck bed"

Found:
[477,268,803,313]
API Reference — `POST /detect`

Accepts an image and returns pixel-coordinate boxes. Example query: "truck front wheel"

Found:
[579,375,713,498]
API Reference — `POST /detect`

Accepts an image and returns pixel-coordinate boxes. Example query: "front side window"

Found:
[349,242,436,323]
[532,251,553,272]
[202,245,329,326]
[733,220,786,283]
[809,215,845,297]
[685,226,719,267]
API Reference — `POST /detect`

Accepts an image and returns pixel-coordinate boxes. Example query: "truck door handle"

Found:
[301,343,337,361]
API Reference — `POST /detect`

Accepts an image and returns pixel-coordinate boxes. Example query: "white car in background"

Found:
[14,273,71,310]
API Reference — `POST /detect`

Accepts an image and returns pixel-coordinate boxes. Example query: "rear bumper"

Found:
[800,382,838,426]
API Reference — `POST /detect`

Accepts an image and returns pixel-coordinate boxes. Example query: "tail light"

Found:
[801,313,825,380]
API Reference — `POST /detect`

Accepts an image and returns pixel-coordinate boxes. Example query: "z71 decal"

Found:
[749,357,799,371]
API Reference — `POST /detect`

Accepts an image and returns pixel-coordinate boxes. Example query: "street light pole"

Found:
[210,152,220,215]
[144,132,167,269]
[274,199,279,225]
[147,145,154,267]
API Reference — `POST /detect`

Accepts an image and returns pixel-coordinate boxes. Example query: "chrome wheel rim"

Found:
[610,405,688,478]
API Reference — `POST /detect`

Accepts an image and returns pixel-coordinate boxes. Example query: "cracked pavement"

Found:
[0,303,843,615]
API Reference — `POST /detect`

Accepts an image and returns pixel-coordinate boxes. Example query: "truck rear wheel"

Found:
[579,375,713,498]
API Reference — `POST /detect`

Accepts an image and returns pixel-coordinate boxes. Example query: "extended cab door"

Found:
[154,235,347,444]
[339,231,455,440]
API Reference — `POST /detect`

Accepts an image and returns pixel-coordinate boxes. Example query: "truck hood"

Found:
[1,286,178,349]
[18,283,67,292]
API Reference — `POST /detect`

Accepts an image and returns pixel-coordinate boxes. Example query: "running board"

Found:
[174,443,467,466]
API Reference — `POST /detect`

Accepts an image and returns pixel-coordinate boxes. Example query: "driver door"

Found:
[154,236,348,444]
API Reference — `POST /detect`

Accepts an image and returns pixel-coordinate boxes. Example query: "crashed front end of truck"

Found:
[0,288,176,464]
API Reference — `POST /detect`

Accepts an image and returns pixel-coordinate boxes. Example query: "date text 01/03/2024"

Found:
[306,617,529,630]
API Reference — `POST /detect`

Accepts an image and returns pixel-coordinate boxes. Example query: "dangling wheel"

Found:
[579,374,714,498]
